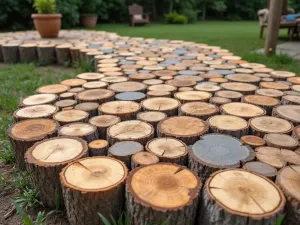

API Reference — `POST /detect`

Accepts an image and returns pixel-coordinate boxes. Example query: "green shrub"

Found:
[181,8,198,23]
[33,0,56,14]
[56,0,81,28]
[165,12,188,24]
[79,0,103,14]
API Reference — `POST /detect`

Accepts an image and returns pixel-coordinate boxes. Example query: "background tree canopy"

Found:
[0,0,299,30]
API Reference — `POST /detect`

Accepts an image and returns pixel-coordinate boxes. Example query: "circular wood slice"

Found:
[58,123,98,143]
[220,82,258,95]
[253,68,274,73]
[25,137,88,208]
[54,99,77,111]
[166,79,197,88]
[76,73,104,81]
[208,77,228,83]
[260,82,290,91]
[264,133,298,150]
[174,75,204,82]
[101,76,128,84]
[226,74,261,85]
[242,95,280,115]
[276,165,300,225]
[232,68,254,74]
[89,115,120,139]
[37,84,69,95]
[208,115,249,138]
[179,102,219,120]
[76,89,115,104]
[68,87,85,93]
[198,169,285,225]
[221,102,266,119]
[141,97,180,116]
[250,116,293,137]
[74,102,99,118]
[215,90,243,102]
[115,92,146,103]
[131,152,159,169]
[129,73,156,81]
[88,139,109,156]
[137,111,167,136]
[209,96,231,106]
[8,119,59,170]
[82,81,107,89]
[108,141,144,169]
[147,91,171,98]
[178,87,194,92]
[20,93,57,107]
[287,77,300,85]
[143,79,163,86]
[240,63,266,69]
[189,134,255,181]
[53,109,89,125]
[243,161,277,180]
[108,81,147,93]
[153,70,177,77]
[61,79,87,88]
[146,138,188,165]
[273,105,300,126]
[148,84,177,95]
[99,101,141,121]
[174,91,212,103]
[60,157,128,225]
[157,116,208,145]
[200,73,223,80]
[255,88,284,99]
[194,84,221,93]
[270,71,296,80]
[107,120,154,146]
[292,125,300,141]
[254,73,272,78]
[14,104,58,122]
[281,95,300,105]
[126,163,202,225]
[59,92,75,100]
[240,135,265,148]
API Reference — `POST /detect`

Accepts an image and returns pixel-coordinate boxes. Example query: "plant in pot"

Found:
[80,0,101,28]
[32,0,62,38]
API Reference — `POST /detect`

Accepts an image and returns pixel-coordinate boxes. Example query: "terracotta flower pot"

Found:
[81,14,98,28]
[32,14,62,38]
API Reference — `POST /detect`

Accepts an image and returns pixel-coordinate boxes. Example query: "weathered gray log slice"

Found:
[221,102,266,119]
[174,91,212,103]
[76,89,115,104]
[242,95,280,115]
[54,99,77,110]
[179,102,219,120]
[88,139,109,156]
[108,81,147,93]
[157,116,208,145]
[131,152,159,169]
[25,137,88,208]
[60,157,128,225]
[226,74,261,85]
[146,138,188,165]
[208,115,249,138]
[264,133,298,150]
[115,92,146,102]
[198,169,286,225]
[215,90,243,102]
[209,96,231,106]
[76,72,104,81]
[240,135,265,148]
[98,100,141,121]
[36,84,69,95]
[281,95,300,105]
[14,104,58,122]
[188,134,255,181]
[8,119,59,170]
[53,109,89,125]
[243,161,277,180]
[141,97,180,116]
[276,165,300,225]
[250,116,293,137]
[20,93,57,107]
[126,163,202,225]
[74,102,99,118]
[273,105,300,126]
[108,141,144,169]
[58,122,98,143]
[107,120,154,146]
[220,82,258,95]
[89,115,120,139]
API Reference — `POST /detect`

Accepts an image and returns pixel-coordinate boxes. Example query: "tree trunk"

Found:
[202,2,207,21]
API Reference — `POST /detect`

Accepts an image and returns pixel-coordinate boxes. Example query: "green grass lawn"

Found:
[96,21,300,73]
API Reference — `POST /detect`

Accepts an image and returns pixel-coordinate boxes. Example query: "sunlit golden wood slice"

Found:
[287,77,300,85]
[74,102,99,118]
[37,84,69,94]
[129,73,156,82]
[226,74,260,85]
[199,169,285,225]
[242,95,280,115]
[68,87,85,93]
[98,67,122,73]
[255,88,284,99]
[60,157,127,225]
[58,122,98,142]
[174,91,212,103]
[103,71,124,76]
[78,72,111,81]
[276,165,300,225]
[153,70,177,77]
[243,161,277,180]
[157,116,208,145]
[209,96,231,106]
[264,133,298,150]
[89,115,120,139]
[179,102,218,120]
[208,77,228,83]
[131,152,159,169]
[88,139,109,156]
[141,97,180,116]
[174,75,204,82]
[221,102,266,119]
[273,105,300,126]
[76,89,115,104]
[270,71,296,80]
[222,55,242,61]
[143,65,164,71]
[240,135,265,148]
[101,76,128,83]
[108,81,147,93]
[14,104,58,122]
[61,78,87,88]
[20,93,57,107]
[260,82,290,91]
[82,81,107,89]
[221,82,258,95]
[215,90,243,102]
[208,115,249,138]
[107,120,154,146]
[53,109,89,125]
[211,64,236,70]
[126,163,202,225]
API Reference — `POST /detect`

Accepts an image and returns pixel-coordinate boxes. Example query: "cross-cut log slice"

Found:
[76,72,104,81]
[194,84,221,93]
[250,116,293,137]
[273,105,300,126]
[37,84,69,95]
[189,134,254,181]
[137,111,167,136]
[8,119,59,170]
[2,43,19,63]
[215,90,243,102]
[179,102,219,120]
[146,138,187,165]
[53,109,89,125]
[157,116,208,145]
[276,165,300,225]
[108,141,144,169]
[131,152,159,169]
[240,63,266,69]
[58,123,98,142]
[54,99,77,110]
[76,89,115,104]
[287,77,300,85]
[240,135,265,148]
[174,91,212,103]
[129,73,156,81]
[88,140,109,156]
[126,163,202,225]
[108,81,147,93]
[74,102,99,118]
[89,115,120,139]
[101,76,128,83]
[37,44,56,65]
[220,82,258,95]
[260,82,290,91]
[226,74,261,85]
[60,157,128,225]
[147,90,171,98]
[281,95,300,105]
[209,96,231,106]
[143,79,164,86]
[243,161,277,180]
[148,84,177,95]
[198,169,285,225]
[141,97,180,116]
[61,79,87,88]
[19,44,37,62]
[208,115,249,138]
[221,102,266,119]
[82,81,108,89]
[14,104,58,122]
[55,44,71,65]
[270,71,296,80]
[25,137,88,208]
[255,88,284,99]
[107,120,154,146]
[166,79,196,88]
[99,101,141,121]
[20,94,57,107]
[264,133,298,150]
[242,95,280,115]
[293,125,300,141]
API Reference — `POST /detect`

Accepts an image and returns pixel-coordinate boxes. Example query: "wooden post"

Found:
[264,0,283,56]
